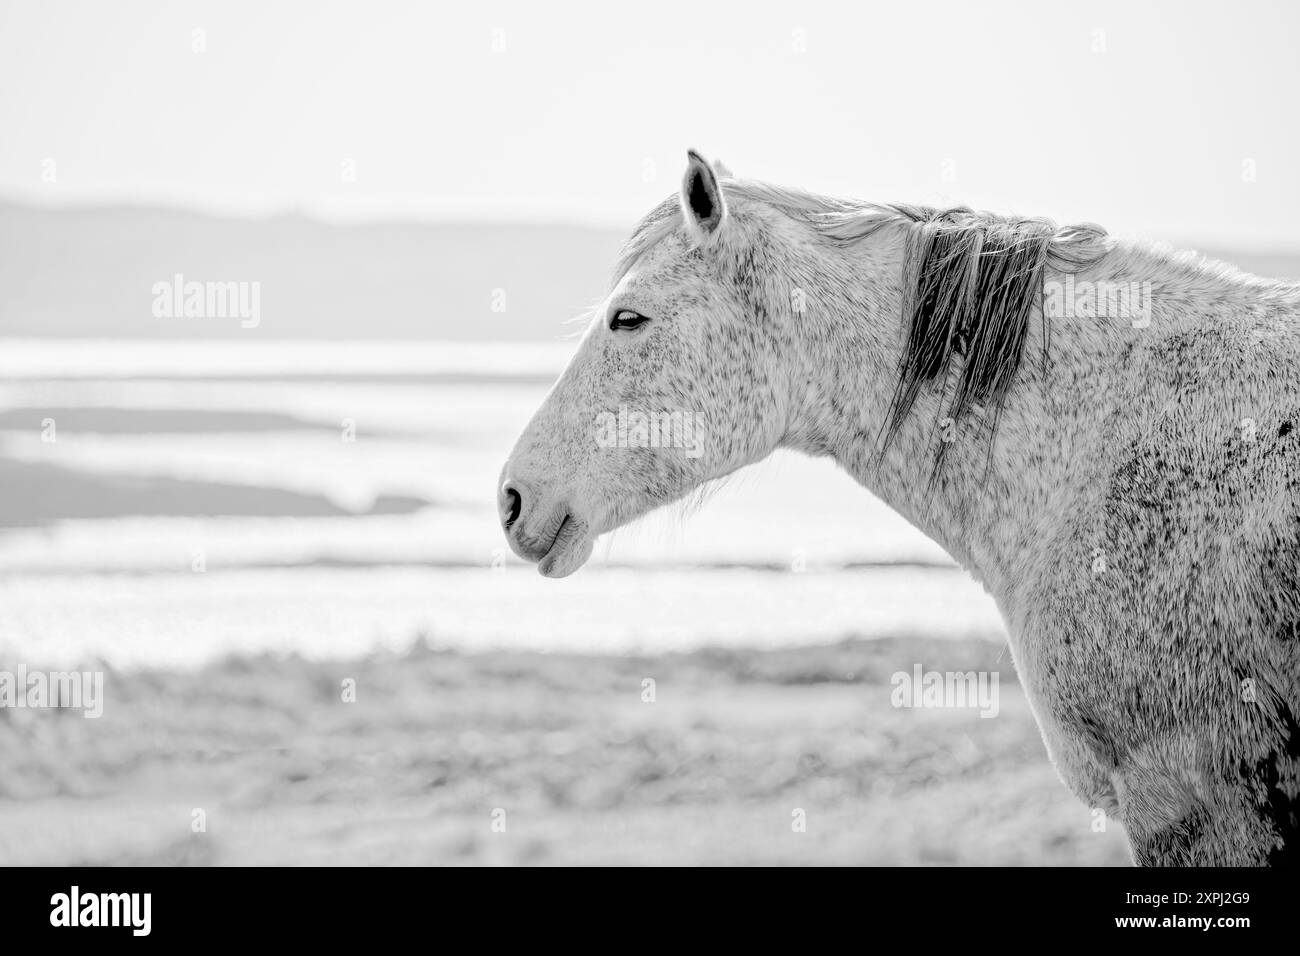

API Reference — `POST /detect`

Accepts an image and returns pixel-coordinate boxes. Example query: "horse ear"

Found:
[711,158,733,179]
[681,149,727,237]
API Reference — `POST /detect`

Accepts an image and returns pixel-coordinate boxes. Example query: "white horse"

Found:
[501,151,1300,866]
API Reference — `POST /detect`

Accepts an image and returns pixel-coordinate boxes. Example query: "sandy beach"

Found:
[0,636,1132,865]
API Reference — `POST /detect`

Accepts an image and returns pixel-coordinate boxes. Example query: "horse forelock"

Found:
[613,197,683,284]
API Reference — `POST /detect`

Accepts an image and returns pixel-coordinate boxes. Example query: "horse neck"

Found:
[770,210,1300,605]
[775,225,1124,603]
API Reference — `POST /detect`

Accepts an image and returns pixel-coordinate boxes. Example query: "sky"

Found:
[2,0,1299,248]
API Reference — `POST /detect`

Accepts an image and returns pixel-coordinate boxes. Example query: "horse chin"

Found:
[536,513,595,578]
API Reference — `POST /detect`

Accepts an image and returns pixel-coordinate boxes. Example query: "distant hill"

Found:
[1,200,1297,341]
[0,201,625,341]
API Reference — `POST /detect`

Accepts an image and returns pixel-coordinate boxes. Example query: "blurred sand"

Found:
[0,636,1133,865]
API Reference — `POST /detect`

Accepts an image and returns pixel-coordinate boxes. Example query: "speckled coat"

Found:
[502,152,1300,865]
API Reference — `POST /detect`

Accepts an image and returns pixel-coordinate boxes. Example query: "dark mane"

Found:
[881,207,1108,475]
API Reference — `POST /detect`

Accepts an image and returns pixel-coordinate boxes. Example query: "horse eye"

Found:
[609,309,650,331]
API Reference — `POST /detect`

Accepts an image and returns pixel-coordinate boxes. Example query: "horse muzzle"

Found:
[498,477,594,577]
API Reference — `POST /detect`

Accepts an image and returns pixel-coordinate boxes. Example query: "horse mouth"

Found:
[537,512,594,578]
[507,506,594,578]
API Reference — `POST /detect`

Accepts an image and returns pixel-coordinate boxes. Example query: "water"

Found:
[0,339,1002,668]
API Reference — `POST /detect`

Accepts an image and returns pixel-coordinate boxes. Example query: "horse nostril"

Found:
[503,486,522,528]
